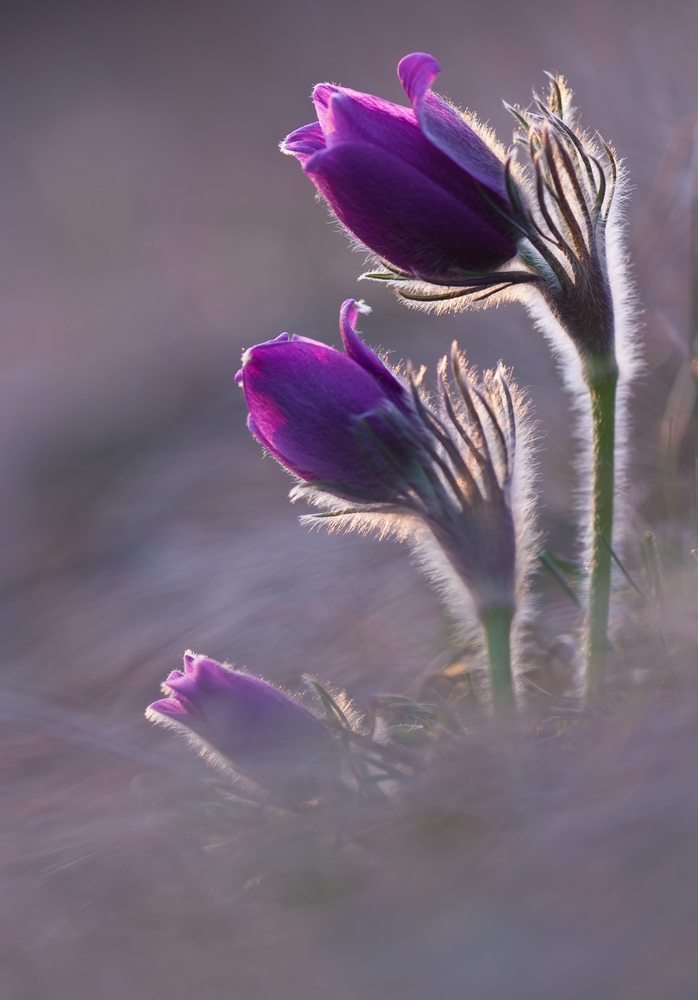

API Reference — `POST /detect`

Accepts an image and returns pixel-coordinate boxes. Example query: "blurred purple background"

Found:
[2,1,698,996]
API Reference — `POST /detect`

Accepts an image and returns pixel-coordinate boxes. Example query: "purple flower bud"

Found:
[146,654,335,783]
[281,53,520,282]
[235,300,417,498]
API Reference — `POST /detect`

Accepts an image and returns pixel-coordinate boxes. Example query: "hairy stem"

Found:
[481,606,515,709]
[584,365,618,701]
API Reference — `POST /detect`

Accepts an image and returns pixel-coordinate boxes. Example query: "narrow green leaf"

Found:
[600,536,646,598]
[302,675,350,728]
[538,549,583,608]
[361,271,401,281]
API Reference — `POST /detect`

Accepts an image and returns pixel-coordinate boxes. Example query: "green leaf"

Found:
[538,549,583,608]
[600,536,646,599]
[302,676,350,728]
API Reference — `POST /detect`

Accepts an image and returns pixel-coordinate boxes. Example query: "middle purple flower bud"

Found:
[281,52,522,282]
[235,300,418,499]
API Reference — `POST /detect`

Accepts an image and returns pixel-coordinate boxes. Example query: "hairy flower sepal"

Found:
[506,76,620,361]
[146,654,337,796]
[282,52,536,302]
[505,74,638,697]
[296,347,536,708]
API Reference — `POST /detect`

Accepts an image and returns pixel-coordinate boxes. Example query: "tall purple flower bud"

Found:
[238,303,538,707]
[281,53,529,289]
[235,300,422,503]
[146,653,336,790]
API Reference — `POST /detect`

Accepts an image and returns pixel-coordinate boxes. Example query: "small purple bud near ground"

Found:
[281,53,525,285]
[146,653,337,793]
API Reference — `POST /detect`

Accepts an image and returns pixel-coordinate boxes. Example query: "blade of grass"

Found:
[538,549,583,609]
[600,536,646,599]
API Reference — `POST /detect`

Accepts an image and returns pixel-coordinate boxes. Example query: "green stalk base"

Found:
[583,365,618,703]
[481,606,515,710]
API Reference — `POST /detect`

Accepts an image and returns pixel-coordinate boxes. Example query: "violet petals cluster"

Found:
[235,300,419,500]
[147,654,335,787]
[282,53,522,282]
[147,50,575,764]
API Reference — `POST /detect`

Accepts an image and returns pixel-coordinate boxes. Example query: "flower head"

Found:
[282,53,524,284]
[235,300,421,501]
[146,654,335,786]
[239,303,536,624]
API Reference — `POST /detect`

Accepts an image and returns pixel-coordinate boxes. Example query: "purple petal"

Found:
[148,654,335,775]
[237,334,292,386]
[315,84,416,145]
[281,121,326,166]
[167,656,236,698]
[305,142,517,278]
[246,411,311,480]
[398,53,511,206]
[311,83,338,132]
[284,66,518,261]
[339,299,407,409]
[239,335,395,486]
[317,90,492,218]
[147,696,190,720]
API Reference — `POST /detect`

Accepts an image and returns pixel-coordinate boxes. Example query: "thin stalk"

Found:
[584,367,618,702]
[480,606,515,709]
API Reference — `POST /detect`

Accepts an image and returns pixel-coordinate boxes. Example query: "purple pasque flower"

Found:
[281,52,522,283]
[146,653,335,781]
[235,299,418,499]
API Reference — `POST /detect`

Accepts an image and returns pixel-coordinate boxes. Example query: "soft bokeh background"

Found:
[2,0,698,997]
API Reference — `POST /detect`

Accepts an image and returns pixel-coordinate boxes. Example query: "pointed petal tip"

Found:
[338,300,407,405]
[312,82,340,105]
[280,122,326,162]
[146,697,188,720]
[397,52,441,104]
[340,298,359,333]
[398,52,509,203]
[338,298,371,333]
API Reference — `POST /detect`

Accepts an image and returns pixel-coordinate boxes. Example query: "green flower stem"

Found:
[480,606,515,709]
[583,359,618,702]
